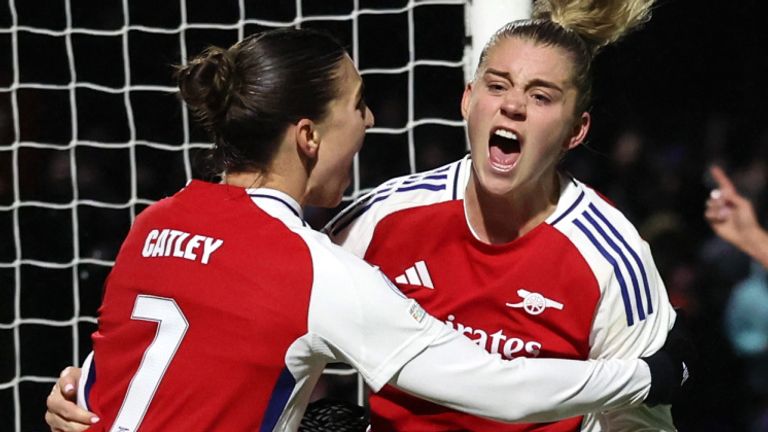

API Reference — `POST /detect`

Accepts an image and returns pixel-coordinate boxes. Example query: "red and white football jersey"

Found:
[80,180,443,432]
[327,156,676,432]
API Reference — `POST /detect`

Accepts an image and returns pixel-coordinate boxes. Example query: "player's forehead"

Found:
[483,37,576,88]
[335,55,363,98]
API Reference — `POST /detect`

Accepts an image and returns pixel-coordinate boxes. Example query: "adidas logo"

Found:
[394,260,434,289]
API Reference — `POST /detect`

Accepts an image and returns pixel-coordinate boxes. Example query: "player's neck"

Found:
[222,135,314,206]
[465,172,559,245]
[223,168,306,207]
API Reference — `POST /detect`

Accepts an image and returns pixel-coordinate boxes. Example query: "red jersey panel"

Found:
[327,157,675,431]
[86,181,313,431]
[365,200,599,432]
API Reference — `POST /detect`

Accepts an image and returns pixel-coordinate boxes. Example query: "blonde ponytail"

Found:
[533,0,655,54]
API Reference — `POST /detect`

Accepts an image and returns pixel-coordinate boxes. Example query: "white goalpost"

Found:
[0,0,530,430]
[465,0,532,81]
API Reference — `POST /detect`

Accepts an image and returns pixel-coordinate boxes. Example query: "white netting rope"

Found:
[0,0,472,429]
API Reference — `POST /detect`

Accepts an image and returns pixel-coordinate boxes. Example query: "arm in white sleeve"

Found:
[584,240,677,431]
[390,323,651,424]
[76,351,94,410]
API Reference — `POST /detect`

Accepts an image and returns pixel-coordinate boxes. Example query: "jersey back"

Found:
[85,181,314,431]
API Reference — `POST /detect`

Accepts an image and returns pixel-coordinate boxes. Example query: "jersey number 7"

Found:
[111,295,189,432]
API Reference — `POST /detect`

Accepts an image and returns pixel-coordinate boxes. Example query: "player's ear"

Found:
[565,111,590,151]
[296,119,320,158]
[461,83,473,120]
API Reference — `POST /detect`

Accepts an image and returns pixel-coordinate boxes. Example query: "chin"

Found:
[476,169,519,197]
[482,181,517,198]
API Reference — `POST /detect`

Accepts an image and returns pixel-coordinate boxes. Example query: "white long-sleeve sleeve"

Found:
[390,321,651,424]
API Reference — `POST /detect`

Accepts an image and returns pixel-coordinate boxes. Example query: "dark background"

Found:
[1,0,767,430]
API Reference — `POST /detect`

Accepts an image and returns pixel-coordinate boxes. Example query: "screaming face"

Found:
[462,37,590,198]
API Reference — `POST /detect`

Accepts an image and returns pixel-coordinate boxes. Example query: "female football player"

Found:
[45,27,689,432]
[326,0,683,430]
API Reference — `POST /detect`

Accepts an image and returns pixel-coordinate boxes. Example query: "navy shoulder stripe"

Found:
[451,161,461,200]
[573,217,636,326]
[328,170,450,236]
[588,204,653,314]
[83,356,97,411]
[260,367,297,432]
[550,190,585,226]
[572,205,653,326]
[395,183,446,193]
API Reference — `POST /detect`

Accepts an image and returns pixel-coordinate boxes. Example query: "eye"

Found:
[531,93,552,105]
[486,82,507,94]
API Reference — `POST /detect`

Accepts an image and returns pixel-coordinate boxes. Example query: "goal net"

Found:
[0,0,527,429]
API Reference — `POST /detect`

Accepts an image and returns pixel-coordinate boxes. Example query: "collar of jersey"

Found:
[460,160,583,240]
[246,187,306,226]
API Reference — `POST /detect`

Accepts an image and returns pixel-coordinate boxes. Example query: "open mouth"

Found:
[488,128,521,171]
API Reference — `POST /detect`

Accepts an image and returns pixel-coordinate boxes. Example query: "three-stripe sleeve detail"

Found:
[587,204,653,315]
[572,204,653,326]
[328,172,449,236]
[573,218,636,326]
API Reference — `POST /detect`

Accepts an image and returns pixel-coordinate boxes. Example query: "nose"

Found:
[365,106,375,128]
[500,91,526,119]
